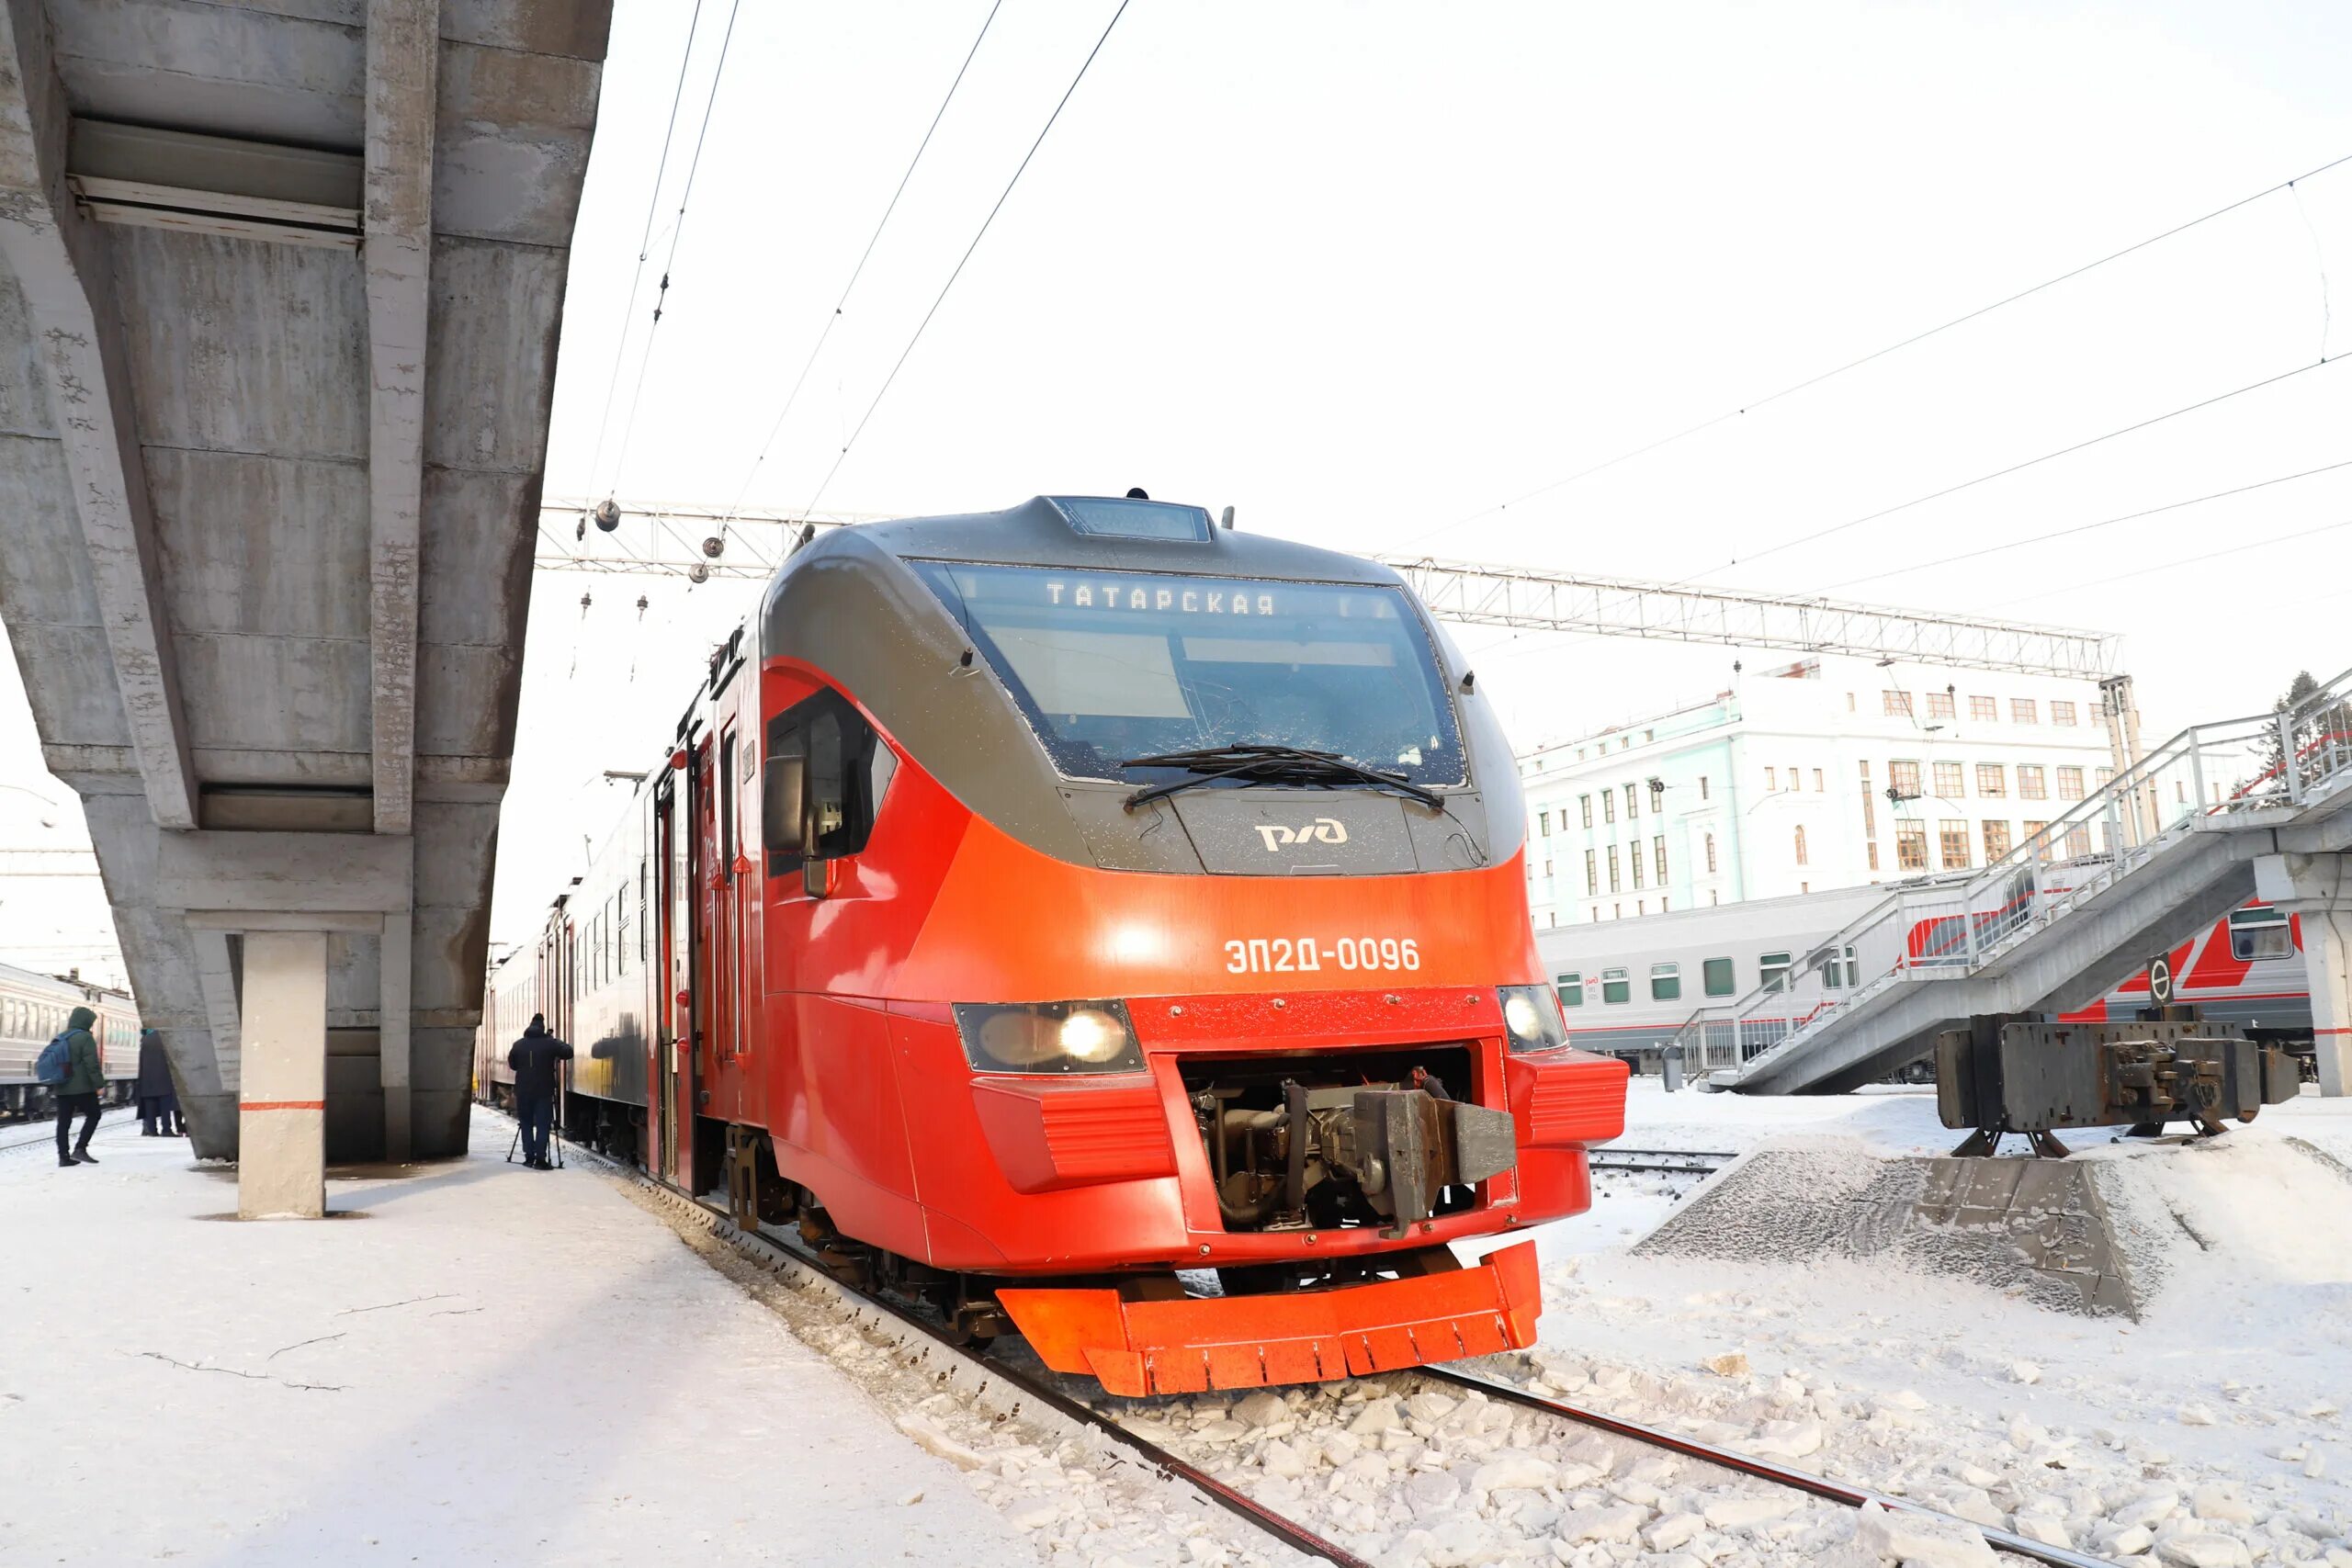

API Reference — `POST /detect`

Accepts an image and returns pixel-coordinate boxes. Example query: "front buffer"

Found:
[998,1239,1542,1396]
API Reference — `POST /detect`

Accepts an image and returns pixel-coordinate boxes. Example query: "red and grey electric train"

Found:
[478,495,1628,1393]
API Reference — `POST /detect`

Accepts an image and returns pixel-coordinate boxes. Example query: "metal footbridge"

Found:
[1674,665,2352,1094]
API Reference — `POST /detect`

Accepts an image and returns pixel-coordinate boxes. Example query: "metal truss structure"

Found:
[532,502,2120,678]
[1384,557,2118,677]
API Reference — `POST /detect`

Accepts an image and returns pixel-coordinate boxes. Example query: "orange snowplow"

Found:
[997,1239,1542,1396]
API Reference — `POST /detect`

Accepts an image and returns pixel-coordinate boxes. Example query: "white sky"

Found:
[6,1,2352,976]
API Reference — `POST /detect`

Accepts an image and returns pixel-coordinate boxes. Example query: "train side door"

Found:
[713,724,742,1111]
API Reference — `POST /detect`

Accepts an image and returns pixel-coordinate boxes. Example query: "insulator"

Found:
[594,498,622,532]
[688,562,710,584]
[701,536,725,558]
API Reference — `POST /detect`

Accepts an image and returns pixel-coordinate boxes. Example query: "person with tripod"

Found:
[507,1014,572,1170]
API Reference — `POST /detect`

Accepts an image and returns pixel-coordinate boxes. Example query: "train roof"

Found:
[0,957,133,1005]
[852,495,1406,586]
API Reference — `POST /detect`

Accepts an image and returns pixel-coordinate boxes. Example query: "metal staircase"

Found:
[1673,664,2352,1093]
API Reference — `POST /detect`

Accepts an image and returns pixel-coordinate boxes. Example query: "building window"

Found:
[1699,775,1710,801]
[1542,859,1554,878]
[1889,759,1922,797]
[1859,761,1874,834]
[1606,845,1620,891]
[2056,765,2086,800]
[1970,694,1998,723]
[1602,791,1615,824]
[1600,967,1631,1004]
[1702,957,1736,996]
[1793,825,1808,865]
[1654,835,1668,883]
[1866,841,1880,872]
[1896,820,1928,870]
[2052,700,2077,726]
[1631,844,1645,888]
[1848,692,1858,711]
[1579,795,1593,829]
[1556,972,1583,1009]
[2094,766,2113,789]
[1651,963,1681,1001]
[2011,698,2039,725]
[1813,768,1825,792]
[1933,761,1965,798]
[1939,818,1971,869]
[1703,832,1717,873]
[1786,761,1798,788]
[2018,764,2048,800]
[1759,952,1792,992]
[1764,767,1776,790]
[1585,849,1598,896]
[1983,819,2012,860]
[2022,820,2049,857]
[1976,763,2006,796]
[1883,690,1913,717]
[1539,810,1551,836]
[2065,824,2092,858]
[1927,692,1955,720]
[1623,783,1638,819]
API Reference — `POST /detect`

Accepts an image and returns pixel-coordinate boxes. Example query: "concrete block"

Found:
[144,447,371,639]
[325,930,382,1017]
[418,465,534,649]
[49,0,365,149]
[423,237,566,472]
[3,622,134,745]
[172,629,375,755]
[409,903,491,1012]
[0,435,99,617]
[0,267,58,434]
[413,799,500,908]
[432,41,599,245]
[441,0,613,61]
[239,931,328,1219]
[409,1024,479,1092]
[410,1088,472,1158]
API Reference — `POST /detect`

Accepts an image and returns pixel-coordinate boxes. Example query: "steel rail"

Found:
[1417,1367,2119,1568]
[1586,1148,1736,1175]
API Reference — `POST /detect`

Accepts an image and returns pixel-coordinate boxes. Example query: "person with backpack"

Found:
[40,1005,106,1168]
[506,1014,572,1170]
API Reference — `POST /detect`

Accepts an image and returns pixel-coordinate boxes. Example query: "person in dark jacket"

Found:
[53,1005,105,1168]
[507,1014,572,1170]
[136,1028,179,1136]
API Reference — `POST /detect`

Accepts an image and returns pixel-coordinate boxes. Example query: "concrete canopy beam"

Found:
[365,0,438,836]
[153,829,413,914]
[0,0,197,830]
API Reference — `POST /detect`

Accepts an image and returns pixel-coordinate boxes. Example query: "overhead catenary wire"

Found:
[1823,454,2352,592]
[1396,146,2352,552]
[585,2,707,501]
[1993,513,2352,608]
[1685,352,2348,582]
[718,1,1007,545]
[802,0,1134,516]
[604,0,749,499]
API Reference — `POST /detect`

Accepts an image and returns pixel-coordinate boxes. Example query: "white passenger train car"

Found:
[1537,881,2314,1069]
[0,962,141,1115]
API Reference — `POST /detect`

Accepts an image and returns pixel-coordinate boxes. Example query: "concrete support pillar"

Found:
[2307,909,2352,1098]
[381,913,413,1162]
[238,931,329,1219]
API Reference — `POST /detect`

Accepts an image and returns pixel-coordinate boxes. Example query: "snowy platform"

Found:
[0,1109,1040,1567]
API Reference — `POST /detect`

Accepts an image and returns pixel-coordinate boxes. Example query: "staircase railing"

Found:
[1671,661,2352,1080]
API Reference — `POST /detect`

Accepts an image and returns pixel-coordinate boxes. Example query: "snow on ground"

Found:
[1459,1080,2352,1567]
[0,1109,1043,1568]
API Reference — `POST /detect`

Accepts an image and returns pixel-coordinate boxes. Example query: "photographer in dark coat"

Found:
[507,1014,572,1170]
[136,1028,181,1136]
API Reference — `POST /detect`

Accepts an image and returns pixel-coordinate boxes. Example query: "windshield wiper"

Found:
[1119,743,1442,811]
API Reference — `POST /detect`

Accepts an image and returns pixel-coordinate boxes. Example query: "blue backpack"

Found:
[33,1032,73,1086]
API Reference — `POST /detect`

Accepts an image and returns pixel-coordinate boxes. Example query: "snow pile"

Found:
[1091,1373,1886,1567]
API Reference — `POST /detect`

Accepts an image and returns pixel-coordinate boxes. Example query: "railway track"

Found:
[1585,1147,1737,1177]
[556,1122,2110,1568]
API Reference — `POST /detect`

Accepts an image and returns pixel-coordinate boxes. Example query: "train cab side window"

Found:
[1556,972,1583,1008]
[765,691,891,875]
[1758,952,1792,992]
[1650,963,1679,1001]
[1600,967,1630,1004]
[2227,907,2293,961]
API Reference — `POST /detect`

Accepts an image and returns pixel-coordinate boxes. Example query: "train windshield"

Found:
[911,562,1465,785]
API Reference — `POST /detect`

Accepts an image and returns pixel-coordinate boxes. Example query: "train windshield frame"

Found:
[910,561,1466,787]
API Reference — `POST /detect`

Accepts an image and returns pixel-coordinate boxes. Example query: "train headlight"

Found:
[1498,984,1569,1054]
[954,999,1146,1075]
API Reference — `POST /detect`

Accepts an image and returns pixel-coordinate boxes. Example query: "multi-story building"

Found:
[1515,655,2121,927]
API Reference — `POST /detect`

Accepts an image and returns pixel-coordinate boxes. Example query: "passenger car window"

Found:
[1759,952,1792,992]
[1650,963,1680,1001]
[1600,967,1630,1004]
[1556,972,1583,1009]
[1702,957,1734,996]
